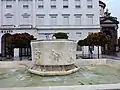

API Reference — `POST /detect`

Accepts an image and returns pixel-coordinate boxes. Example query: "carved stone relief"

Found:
[34,48,42,64]
[49,49,63,62]
[68,49,74,63]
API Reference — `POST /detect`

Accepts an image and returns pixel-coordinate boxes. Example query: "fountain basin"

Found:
[0,59,120,90]
[28,66,79,76]
[30,40,79,76]
[31,40,77,65]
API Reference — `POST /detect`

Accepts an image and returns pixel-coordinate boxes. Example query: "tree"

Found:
[78,32,111,58]
[52,32,68,39]
[10,33,36,48]
[87,32,111,46]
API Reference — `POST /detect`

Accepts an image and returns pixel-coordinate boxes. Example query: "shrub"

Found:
[78,32,111,46]
[10,33,36,48]
[53,32,68,39]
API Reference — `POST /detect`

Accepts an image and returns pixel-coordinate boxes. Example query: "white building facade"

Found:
[0,0,100,57]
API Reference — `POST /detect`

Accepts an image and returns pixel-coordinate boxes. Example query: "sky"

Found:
[101,0,120,37]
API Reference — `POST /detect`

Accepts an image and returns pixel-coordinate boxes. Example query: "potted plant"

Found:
[52,32,68,39]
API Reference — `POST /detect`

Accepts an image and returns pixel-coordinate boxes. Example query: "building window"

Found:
[87,0,93,8]
[74,14,82,25]
[63,0,68,8]
[5,13,14,25]
[36,14,45,25]
[76,32,82,37]
[75,0,81,8]
[76,32,82,34]
[50,0,56,9]
[75,5,81,8]
[1,0,15,1]
[87,0,92,1]
[6,16,13,25]
[38,0,44,9]
[23,16,29,24]
[50,14,57,25]
[23,5,29,8]
[38,0,43,3]
[38,5,44,8]
[63,0,68,1]
[63,5,68,8]
[86,14,94,25]
[51,5,56,9]
[6,5,12,9]
[51,0,56,2]
[87,5,92,8]
[62,14,69,25]
[22,13,30,24]
[18,0,32,1]
[6,16,12,18]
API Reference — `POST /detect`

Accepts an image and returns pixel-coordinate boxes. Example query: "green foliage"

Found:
[53,32,68,39]
[78,32,111,46]
[10,33,36,48]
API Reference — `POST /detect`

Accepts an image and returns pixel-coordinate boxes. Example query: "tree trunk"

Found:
[98,46,99,59]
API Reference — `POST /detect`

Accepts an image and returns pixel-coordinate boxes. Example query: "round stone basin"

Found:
[0,59,120,88]
[30,40,79,76]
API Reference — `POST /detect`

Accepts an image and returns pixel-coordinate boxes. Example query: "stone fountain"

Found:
[1,38,120,89]
[28,39,79,76]
[1,41,120,89]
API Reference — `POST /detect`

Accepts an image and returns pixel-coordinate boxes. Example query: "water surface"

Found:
[0,65,120,88]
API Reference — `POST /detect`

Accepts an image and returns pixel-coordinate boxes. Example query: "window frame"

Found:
[38,5,44,9]
[6,5,12,9]
[23,5,29,9]
[51,5,56,9]
[86,14,94,25]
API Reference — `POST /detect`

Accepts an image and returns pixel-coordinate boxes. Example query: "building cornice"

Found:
[0,25,100,30]
[100,16,119,24]
[99,0,106,9]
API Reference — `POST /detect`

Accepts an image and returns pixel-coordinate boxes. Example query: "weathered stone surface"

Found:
[31,40,77,65]
[1,84,120,90]
[29,40,79,76]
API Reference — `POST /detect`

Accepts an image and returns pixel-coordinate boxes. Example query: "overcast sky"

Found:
[101,0,120,37]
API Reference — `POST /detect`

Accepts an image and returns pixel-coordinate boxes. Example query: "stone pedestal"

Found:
[28,39,79,76]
